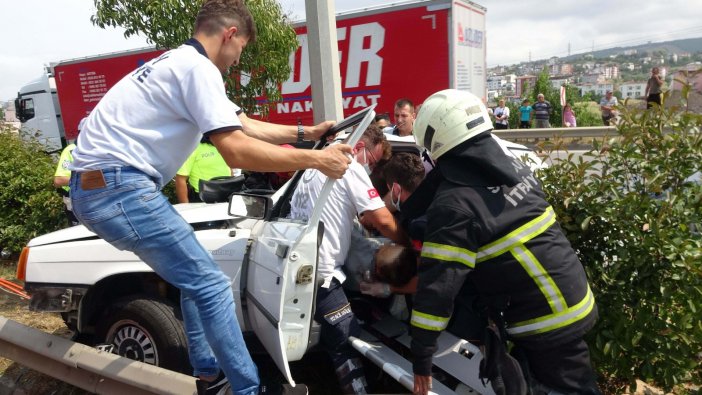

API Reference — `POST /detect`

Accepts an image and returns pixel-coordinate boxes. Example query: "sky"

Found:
[2,0,702,101]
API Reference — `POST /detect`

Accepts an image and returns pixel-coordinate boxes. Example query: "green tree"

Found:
[0,128,65,256]
[537,91,702,392]
[91,0,299,118]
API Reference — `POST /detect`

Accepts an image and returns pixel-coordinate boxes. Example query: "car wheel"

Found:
[96,296,190,374]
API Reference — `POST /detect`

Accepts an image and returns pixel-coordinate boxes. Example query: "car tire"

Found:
[96,295,190,374]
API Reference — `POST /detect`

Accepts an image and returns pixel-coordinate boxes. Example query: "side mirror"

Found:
[228,192,271,219]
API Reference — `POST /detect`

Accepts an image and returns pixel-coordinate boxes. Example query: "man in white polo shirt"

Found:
[68,1,351,394]
[289,125,408,394]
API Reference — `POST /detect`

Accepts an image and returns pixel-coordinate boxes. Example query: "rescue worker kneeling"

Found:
[407,89,601,395]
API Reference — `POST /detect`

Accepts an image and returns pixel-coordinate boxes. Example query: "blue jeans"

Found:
[70,167,259,395]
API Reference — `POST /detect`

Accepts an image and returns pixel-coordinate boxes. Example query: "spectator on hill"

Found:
[532,93,552,128]
[562,103,577,127]
[493,99,510,129]
[518,99,533,129]
[645,67,664,109]
[599,90,618,126]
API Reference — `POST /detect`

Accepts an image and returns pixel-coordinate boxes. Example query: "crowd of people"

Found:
[48,2,628,393]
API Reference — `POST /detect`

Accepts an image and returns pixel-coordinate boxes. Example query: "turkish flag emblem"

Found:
[367,189,379,199]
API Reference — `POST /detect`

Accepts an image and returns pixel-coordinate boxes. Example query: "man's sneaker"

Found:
[196,370,231,395]
[259,381,308,395]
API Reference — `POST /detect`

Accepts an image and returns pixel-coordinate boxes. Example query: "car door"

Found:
[244,106,376,385]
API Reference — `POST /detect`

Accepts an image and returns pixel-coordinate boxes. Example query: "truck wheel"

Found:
[96,296,190,374]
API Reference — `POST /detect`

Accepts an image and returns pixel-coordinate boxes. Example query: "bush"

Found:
[0,126,65,256]
[537,94,702,391]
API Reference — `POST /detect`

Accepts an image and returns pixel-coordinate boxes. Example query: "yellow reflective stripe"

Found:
[410,310,450,331]
[421,242,476,268]
[477,206,556,262]
[507,286,595,337]
[511,245,567,313]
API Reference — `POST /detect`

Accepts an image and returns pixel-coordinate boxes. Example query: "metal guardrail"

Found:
[0,316,197,395]
[492,126,618,140]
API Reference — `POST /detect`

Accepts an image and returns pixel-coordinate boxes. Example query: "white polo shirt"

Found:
[70,41,242,187]
[289,160,385,287]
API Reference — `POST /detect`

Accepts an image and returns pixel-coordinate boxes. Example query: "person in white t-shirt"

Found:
[493,99,510,129]
[68,2,352,394]
[289,125,408,394]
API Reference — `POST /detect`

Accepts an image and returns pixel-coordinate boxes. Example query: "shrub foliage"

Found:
[537,95,702,391]
[0,126,65,256]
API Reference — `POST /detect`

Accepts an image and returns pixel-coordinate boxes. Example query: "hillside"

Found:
[563,36,702,61]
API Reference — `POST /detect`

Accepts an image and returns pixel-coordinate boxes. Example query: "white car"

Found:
[17,106,542,394]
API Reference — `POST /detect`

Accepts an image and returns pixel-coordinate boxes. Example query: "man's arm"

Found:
[53,176,70,188]
[359,207,409,245]
[210,130,352,179]
[238,112,335,144]
[175,175,189,203]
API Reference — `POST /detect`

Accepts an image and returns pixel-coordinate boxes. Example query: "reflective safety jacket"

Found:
[409,156,597,376]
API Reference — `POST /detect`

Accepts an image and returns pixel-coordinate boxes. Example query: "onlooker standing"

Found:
[518,99,533,129]
[175,135,233,203]
[54,142,79,226]
[390,98,416,137]
[373,113,391,129]
[493,99,510,129]
[68,1,351,394]
[53,117,87,226]
[532,93,552,128]
[562,103,577,127]
[599,90,619,126]
[645,67,664,109]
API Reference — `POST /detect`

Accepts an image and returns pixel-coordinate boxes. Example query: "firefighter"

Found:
[409,89,601,395]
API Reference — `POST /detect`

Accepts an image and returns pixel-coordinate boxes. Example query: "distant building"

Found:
[515,75,537,98]
[560,64,574,75]
[578,82,614,96]
[550,76,572,90]
[668,64,702,112]
[619,82,646,99]
[487,75,505,91]
[603,64,619,79]
[581,73,605,84]
[2,100,18,122]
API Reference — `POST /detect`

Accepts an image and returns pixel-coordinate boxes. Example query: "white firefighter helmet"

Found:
[412,89,493,160]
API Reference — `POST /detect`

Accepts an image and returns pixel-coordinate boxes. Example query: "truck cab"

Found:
[14,70,65,152]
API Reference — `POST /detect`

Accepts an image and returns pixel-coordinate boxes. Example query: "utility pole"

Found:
[305,0,343,123]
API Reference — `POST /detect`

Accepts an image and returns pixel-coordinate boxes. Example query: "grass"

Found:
[0,260,90,394]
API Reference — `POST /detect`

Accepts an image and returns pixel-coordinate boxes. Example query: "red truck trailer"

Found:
[15,47,164,150]
[265,0,486,125]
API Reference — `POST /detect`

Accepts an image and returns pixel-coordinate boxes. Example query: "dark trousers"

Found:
[647,93,661,109]
[315,279,366,393]
[519,121,531,129]
[495,123,509,130]
[601,114,615,126]
[188,185,203,203]
[519,337,601,394]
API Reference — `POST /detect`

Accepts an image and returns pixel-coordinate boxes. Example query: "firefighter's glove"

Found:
[360,281,391,298]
